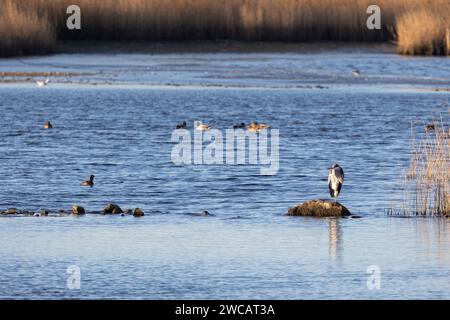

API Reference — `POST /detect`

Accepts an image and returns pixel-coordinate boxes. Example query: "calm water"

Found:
[0,52,449,299]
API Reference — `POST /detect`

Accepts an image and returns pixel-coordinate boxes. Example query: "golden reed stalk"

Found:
[1,0,449,56]
[403,115,450,217]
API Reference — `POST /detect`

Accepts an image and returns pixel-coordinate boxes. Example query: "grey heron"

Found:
[328,164,344,202]
[81,175,95,187]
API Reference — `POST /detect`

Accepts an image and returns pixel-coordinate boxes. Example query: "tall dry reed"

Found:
[403,117,450,217]
[0,1,56,56]
[1,0,450,56]
[396,6,450,55]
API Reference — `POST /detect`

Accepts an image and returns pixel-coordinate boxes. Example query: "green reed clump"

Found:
[403,117,450,217]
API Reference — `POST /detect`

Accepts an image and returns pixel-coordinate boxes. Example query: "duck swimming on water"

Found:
[352,69,361,77]
[81,175,95,187]
[233,123,246,129]
[425,123,436,132]
[196,124,212,131]
[44,121,53,129]
[247,122,271,132]
[176,122,187,129]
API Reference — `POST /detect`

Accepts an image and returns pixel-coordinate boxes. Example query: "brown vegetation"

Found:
[0,1,56,56]
[403,116,450,217]
[1,0,449,56]
[396,6,450,55]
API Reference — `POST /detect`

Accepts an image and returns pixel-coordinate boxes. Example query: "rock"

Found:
[288,199,351,217]
[124,209,133,215]
[133,208,144,217]
[103,203,123,214]
[202,210,210,216]
[72,205,85,215]
[4,208,17,215]
[39,209,49,216]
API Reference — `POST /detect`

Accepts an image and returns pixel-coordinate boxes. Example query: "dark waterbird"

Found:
[81,175,95,187]
[233,123,246,129]
[425,123,435,132]
[44,121,53,129]
[176,122,187,129]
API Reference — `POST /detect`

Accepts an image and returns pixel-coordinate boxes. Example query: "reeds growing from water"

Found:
[0,0,449,56]
[403,117,450,217]
[396,6,450,55]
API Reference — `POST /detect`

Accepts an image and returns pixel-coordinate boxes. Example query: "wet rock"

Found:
[103,203,123,214]
[288,199,351,217]
[39,209,49,216]
[124,209,133,215]
[72,205,85,215]
[133,208,144,217]
[4,208,17,215]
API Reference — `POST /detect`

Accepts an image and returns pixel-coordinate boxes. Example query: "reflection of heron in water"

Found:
[328,218,343,262]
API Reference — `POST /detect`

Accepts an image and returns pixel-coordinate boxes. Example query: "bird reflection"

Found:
[328,218,343,263]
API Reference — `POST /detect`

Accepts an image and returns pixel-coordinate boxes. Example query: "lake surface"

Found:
[0,51,449,299]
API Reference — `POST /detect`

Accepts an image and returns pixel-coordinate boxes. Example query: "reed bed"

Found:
[1,0,450,56]
[396,6,450,55]
[402,117,450,217]
[0,1,56,56]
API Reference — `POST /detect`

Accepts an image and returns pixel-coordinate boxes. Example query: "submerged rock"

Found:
[3,208,17,215]
[133,208,144,217]
[72,205,85,215]
[103,203,123,214]
[288,199,351,217]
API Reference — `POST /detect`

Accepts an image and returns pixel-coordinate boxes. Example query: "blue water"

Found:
[0,52,449,299]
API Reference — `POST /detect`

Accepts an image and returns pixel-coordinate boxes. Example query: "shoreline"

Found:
[55,40,396,55]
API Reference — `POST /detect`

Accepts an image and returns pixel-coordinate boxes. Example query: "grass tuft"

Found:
[403,114,450,217]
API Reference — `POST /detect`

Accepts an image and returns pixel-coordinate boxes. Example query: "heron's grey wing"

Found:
[338,167,344,183]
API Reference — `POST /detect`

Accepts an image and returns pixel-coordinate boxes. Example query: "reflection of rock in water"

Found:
[329,218,343,262]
